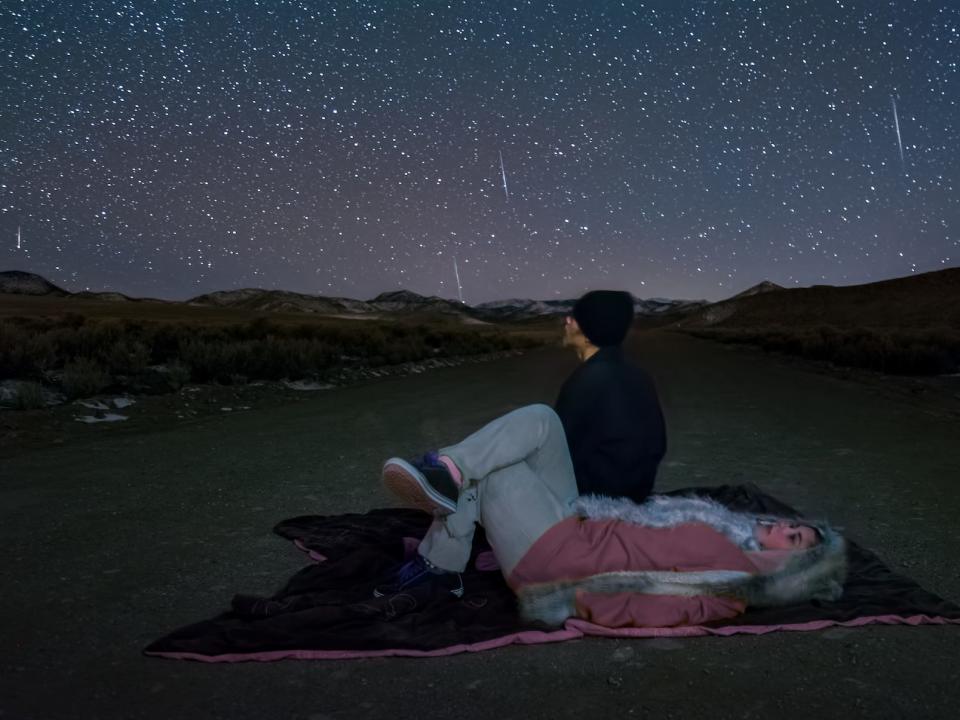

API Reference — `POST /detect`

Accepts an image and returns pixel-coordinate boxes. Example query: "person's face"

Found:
[561,315,580,346]
[755,520,819,550]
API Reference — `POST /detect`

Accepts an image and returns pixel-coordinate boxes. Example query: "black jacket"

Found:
[554,346,666,503]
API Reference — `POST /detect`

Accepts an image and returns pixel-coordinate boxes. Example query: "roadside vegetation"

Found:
[0,314,546,404]
[685,325,960,376]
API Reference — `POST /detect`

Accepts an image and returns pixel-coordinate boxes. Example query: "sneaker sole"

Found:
[382,458,458,515]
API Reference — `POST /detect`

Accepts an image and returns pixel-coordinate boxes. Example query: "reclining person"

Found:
[378,404,847,628]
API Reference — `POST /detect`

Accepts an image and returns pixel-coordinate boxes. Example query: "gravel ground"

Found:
[2,331,958,720]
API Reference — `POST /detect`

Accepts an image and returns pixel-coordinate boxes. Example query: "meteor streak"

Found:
[891,95,905,166]
[453,256,464,303]
[498,150,509,201]
[16,225,20,250]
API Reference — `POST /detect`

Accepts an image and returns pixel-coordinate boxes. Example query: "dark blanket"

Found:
[145,485,960,661]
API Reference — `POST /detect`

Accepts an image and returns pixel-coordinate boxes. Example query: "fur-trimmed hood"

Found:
[517,494,848,626]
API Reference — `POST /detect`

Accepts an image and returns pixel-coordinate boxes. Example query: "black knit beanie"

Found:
[571,290,635,347]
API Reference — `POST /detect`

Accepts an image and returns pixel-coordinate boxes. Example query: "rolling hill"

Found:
[0,270,701,321]
[682,268,960,330]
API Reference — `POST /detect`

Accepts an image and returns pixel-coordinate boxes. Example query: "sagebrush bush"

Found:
[687,325,960,375]
[61,358,112,399]
[0,315,542,397]
[13,381,46,410]
[0,322,36,378]
[165,360,192,389]
[0,314,543,398]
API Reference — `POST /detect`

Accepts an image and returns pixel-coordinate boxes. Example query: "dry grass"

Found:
[11,381,45,410]
[686,325,960,376]
[0,306,546,402]
[60,357,113,399]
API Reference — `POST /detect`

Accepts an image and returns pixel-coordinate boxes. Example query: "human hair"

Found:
[810,524,825,545]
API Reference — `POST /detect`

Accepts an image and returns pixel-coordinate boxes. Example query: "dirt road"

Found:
[2,331,959,719]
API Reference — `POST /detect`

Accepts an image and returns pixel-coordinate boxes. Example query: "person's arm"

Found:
[574,590,745,628]
[553,366,603,439]
[554,366,610,493]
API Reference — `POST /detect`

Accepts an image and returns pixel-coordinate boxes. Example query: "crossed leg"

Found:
[414,404,579,576]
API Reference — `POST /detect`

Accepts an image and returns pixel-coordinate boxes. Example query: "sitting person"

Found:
[554,289,667,503]
[378,404,847,628]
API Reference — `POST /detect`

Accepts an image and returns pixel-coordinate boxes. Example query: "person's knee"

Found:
[525,403,558,420]
[502,404,562,442]
[525,403,561,430]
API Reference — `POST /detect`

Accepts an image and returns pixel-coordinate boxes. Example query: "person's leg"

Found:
[475,460,573,576]
[415,486,479,572]
[419,404,578,573]
[441,403,578,504]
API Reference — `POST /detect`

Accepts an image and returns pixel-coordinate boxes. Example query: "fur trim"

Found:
[519,495,848,627]
[575,494,762,550]
[735,526,847,607]
[519,570,753,627]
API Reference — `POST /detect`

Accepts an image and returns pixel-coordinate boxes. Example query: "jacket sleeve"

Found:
[553,368,601,440]
[555,367,616,490]
[574,590,746,628]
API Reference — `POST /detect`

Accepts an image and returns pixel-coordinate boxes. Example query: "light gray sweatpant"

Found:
[417,404,579,576]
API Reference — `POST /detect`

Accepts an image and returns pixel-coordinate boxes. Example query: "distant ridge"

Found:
[0,271,167,303]
[473,298,576,319]
[0,271,701,319]
[189,288,377,315]
[23,267,955,329]
[367,290,473,316]
[682,267,960,329]
[474,296,706,320]
[728,280,784,300]
[73,291,155,303]
[0,270,69,297]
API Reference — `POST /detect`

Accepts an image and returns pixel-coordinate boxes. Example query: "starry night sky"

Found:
[2,1,958,303]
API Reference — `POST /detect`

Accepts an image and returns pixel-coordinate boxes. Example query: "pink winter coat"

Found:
[508,517,761,628]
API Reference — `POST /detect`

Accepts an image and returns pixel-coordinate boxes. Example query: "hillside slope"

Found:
[684,268,960,329]
[0,270,69,297]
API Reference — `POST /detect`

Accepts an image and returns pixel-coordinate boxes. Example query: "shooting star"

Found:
[891,95,905,167]
[498,150,510,201]
[16,225,21,250]
[453,255,464,304]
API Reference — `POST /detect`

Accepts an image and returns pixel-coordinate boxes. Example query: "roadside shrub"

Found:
[242,316,277,341]
[61,358,112,399]
[75,320,125,358]
[165,360,192,389]
[99,339,152,375]
[178,339,235,383]
[3,332,58,379]
[61,312,86,328]
[685,325,960,375]
[0,319,25,348]
[0,314,545,396]
[150,323,187,362]
[12,381,46,410]
[1,322,43,378]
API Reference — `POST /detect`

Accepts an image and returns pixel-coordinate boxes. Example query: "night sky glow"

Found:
[2,0,958,303]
